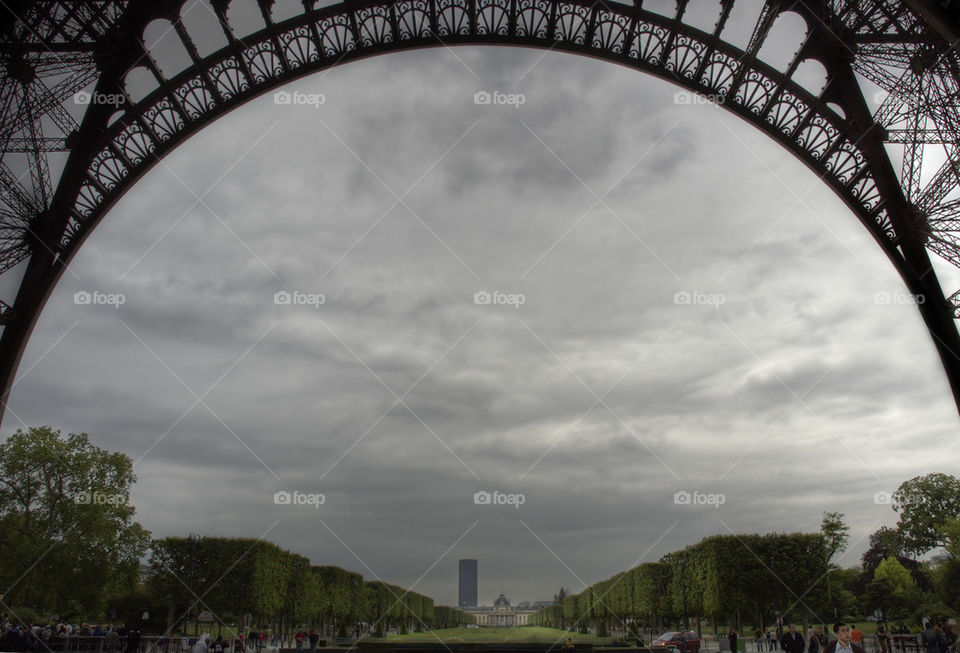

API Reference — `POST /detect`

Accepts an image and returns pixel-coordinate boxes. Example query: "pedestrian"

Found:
[126,628,142,653]
[783,625,805,653]
[193,634,209,653]
[105,627,119,653]
[822,623,865,653]
[729,629,738,653]
[878,623,889,653]
[923,622,946,653]
[767,631,774,652]
[944,625,957,653]
[807,628,820,653]
[851,626,863,647]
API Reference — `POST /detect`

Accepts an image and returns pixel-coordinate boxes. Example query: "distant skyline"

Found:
[3,2,956,610]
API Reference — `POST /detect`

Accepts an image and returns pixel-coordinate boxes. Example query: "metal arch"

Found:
[1,0,960,422]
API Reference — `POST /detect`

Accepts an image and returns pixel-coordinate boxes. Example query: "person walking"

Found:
[823,623,865,653]
[783,625,805,653]
[806,628,820,653]
[729,629,738,653]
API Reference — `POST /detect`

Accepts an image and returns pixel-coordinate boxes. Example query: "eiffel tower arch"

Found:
[1,0,960,424]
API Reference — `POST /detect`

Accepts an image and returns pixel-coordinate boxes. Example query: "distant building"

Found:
[459,559,478,607]
[464,593,538,627]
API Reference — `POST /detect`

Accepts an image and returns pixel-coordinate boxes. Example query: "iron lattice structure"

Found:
[0,0,959,419]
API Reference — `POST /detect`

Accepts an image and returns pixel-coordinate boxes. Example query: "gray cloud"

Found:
[3,22,959,611]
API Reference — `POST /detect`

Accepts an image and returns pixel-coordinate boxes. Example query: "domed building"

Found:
[464,593,537,627]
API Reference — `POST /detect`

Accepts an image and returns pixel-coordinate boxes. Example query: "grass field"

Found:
[381,627,611,643]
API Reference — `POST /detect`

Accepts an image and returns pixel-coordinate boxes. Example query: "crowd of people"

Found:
[0,616,353,653]
[733,621,959,653]
[0,619,143,653]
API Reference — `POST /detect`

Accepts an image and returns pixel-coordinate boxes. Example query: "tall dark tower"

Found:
[458,559,478,608]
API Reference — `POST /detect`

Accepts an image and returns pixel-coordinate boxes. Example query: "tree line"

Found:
[531,474,960,636]
[0,427,472,633]
[146,535,474,635]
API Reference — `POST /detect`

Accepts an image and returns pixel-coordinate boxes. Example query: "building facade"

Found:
[464,593,538,627]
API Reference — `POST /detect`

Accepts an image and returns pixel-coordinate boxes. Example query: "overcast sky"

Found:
[3,0,960,612]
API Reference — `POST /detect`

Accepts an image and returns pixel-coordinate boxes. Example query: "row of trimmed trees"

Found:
[532,473,960,639]
[147,536,474,636]
[530,532,835,638]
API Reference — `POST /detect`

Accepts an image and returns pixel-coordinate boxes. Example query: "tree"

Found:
[0,426,151,617]
[861,527,905,574]
[861,578,895,621]
[821,512,850,561]
[872,557,921,619]
[892,473,960,555]
[938,517,960,560]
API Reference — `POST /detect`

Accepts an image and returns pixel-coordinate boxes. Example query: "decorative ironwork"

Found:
[1,0,960,419]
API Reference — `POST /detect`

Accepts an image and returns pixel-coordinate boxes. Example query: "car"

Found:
[651,632,700,653]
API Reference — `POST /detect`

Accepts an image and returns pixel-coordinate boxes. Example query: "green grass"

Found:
[380,627,617,644]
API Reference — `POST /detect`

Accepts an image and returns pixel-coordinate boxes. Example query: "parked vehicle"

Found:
[651,632,701,653]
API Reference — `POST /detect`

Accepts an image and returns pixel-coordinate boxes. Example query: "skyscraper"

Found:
[458,559,478,607]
